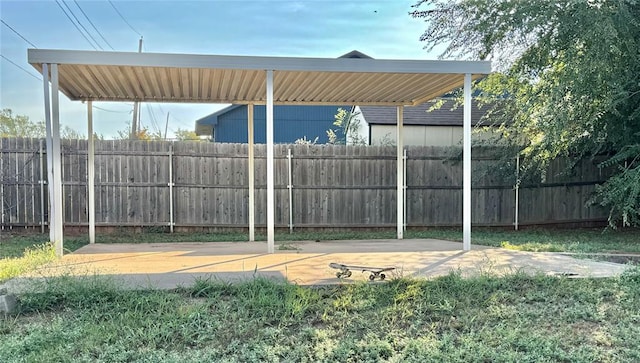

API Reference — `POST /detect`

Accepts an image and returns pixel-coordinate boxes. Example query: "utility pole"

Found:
[164,112,170,140]
[130,36,143,139]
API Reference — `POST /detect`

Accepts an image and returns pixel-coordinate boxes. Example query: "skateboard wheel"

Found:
[369,274,376,281]
[336,272,343,278]
[380,273,386,280]
[345,271,352,277]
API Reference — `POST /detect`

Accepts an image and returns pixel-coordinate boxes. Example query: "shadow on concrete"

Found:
[1,239,631,294]
[54,251,167,267]
[412,251,468,276]
[169,254,269,274]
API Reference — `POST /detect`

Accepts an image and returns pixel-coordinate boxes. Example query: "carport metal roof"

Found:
[28,48,491,255]
[28,49,488,105]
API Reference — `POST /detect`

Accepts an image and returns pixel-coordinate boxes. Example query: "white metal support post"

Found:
[51,64,64,256]
[42,64,55,242]
[168,144,174,233]
[247,103,255,241]
[287,148,293,233]
[463,73,472,251]
[39,140,45,233]
[396,105,404,239]
[0,145,3,232]
[87,101,95,243]
[514,155,520,231]
[266,70,275,253]
[403,148,407,231]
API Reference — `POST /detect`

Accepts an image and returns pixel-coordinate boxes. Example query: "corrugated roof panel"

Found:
[133,66,152,99]
[101,66,122,98]
[122,66,144,98]
[59,65,87,98]
[245,70,266,102]
[233,69,250,101]
[290,72,328,101]
[169,67,181,99]
[155,67,170,99]
[180,68,191,100]
[283,71,325,102]
[142,67,158,100]
[102,66,128,99]
[200,68,211,100]
[216,69,228,100]
[326,72,368,102]
[366,73,414,101]
[29,49,491,104]
[274,71,306,101]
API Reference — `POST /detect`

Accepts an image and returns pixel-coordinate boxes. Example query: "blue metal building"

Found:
[195,104,347,144]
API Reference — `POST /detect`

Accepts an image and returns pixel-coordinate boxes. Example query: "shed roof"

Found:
[359,100,488,126]
[194,105,241,135]
[28,49,490,106]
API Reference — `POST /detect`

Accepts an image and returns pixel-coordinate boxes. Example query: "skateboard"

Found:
[329,262,395,281]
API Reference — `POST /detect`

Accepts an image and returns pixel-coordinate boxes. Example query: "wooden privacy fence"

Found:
[0,138,608,232]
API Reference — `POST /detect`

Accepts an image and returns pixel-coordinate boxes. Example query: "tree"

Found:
[327,107,367,145]
[173,128,201,141]
[61,126,85,140]
[115,121,163,140]
[294,136,319,145]
[1,108,92,139]
[0,109,45,138]
[412,0,640,227]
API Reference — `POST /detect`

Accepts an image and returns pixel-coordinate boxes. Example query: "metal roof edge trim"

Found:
[28,49,491,75]
[195,104,241,124]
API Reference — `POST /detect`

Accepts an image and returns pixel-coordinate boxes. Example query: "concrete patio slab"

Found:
[2,239,631,293]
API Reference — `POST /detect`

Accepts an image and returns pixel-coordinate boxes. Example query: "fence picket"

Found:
[0,138,609,230]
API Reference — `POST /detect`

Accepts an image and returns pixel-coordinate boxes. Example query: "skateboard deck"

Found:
[329,262,395,281]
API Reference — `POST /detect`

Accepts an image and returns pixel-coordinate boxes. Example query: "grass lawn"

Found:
[1,229,638,361]
[2,270,640,362]
[3,227,639,255]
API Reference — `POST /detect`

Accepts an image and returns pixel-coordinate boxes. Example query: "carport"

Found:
[27,49,491,256]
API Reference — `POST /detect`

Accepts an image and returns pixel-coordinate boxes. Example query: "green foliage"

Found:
[327,107,366,145]
[0,109,45,138]
[0,242,56,282]
[1,108,90,139]
[294,136,319,145]
[592,145,640,228]
[173,128,201,141]
[60,126,85,140]
[115,121,164,140]
[412,0,640,227]
[0,235,88,282]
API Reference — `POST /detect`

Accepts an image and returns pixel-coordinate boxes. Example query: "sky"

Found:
[0,0,436,139]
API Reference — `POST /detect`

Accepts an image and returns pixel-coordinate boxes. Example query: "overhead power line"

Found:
[1,19,38,48]
[54,0,98,50]
[107,0,142,37]
[146,104,162,133]
[93,105,131,114]
[59,0,103,50]
[72,0,115,50]
[0,54,41,81]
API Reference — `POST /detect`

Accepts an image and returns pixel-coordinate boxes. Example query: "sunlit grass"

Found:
[0,243,56,283]
[500,241,566,252]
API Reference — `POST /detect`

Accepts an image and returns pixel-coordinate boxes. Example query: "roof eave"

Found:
[28,49,492,75]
